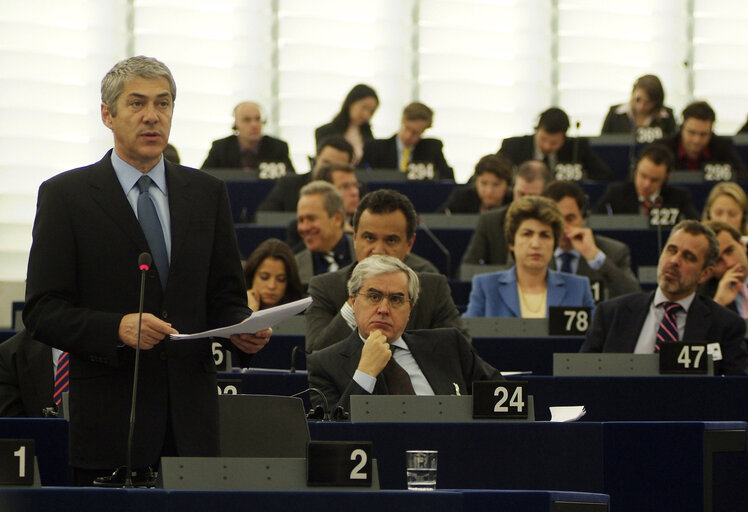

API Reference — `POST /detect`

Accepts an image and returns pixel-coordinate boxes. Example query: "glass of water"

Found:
[406,450,437,490]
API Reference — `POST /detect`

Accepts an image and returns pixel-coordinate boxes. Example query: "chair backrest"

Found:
[218,394,310,457]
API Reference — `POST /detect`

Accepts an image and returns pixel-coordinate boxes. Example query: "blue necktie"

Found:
[137,175,169,290]
[560,252,574,273]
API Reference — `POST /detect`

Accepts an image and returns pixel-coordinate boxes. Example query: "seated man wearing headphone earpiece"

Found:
[543,181,641,300]
[201,101,295,177]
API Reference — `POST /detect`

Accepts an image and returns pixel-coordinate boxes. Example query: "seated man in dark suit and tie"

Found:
[307,255,502,410]
[0,329,56,417]
[498,107,613,182]
[258,135,354,212]
[462,160,552,265]
[581,220,748,375]
[295,181,353,285]
[543,180,640,299]
[593,143,699,220]
[360,102,454,181]
[201,101,295,177]
[305,189,463,352]
[699,221,748,319]
[656,101,747,181]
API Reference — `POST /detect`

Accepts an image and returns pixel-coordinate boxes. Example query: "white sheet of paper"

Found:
[170,296,312,341]
[549,405,586,422]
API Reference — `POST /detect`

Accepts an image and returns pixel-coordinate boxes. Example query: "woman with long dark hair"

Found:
[315,84,379,164]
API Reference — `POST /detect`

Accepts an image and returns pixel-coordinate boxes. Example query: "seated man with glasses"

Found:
[307,255,502,411]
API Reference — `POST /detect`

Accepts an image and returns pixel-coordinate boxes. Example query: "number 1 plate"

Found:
[0,439,35,486]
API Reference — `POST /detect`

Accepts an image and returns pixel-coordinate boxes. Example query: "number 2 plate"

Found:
[307,441,373,486]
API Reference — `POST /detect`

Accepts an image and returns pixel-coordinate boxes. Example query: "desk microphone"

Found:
[290,345,299,373]
[572,121,581,166]
[292,387,331,421]
[418,216,451,278]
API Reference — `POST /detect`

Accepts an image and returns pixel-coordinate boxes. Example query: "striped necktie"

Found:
[54,352,70,406]
[654,302,682,352]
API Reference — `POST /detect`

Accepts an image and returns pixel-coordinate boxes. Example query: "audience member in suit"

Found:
[465,196,595,318]
[315,84,378,165]
[286,163,361,252]
[438,154,513,214]
[698,221,748,319]
[307,255,502,410]
[306,189,461,352]
[581,220,748,375]
[498,107,614,181]
[360,102,454,181]
[257,135,354,212]
[163,143,180,164]
[295,181,353,285]
[0,329,55,418]
[201,101,295,176]
[22,57,272,485]
[593,143,699,220]
[543,181,640,299]
[701,182,748,237]
[601,74,676,137]
[462,160,552,265]
[243,238,305,311]
[656,101,747,180]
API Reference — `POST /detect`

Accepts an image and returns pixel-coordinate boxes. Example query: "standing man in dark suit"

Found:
[498,107,613,181]
[307,255,502,410]
[305,189,462,353]
[581,220,748,375]
[543,181,640,299]
[0,330,54,418]
[593,144,699,220]
[360,102,454,181]
[462,160,552,265]
[656,101,747,181]
[201,101,295,177]
[23,56,272,485]
[699,221,748,318]
[257,135,354,212]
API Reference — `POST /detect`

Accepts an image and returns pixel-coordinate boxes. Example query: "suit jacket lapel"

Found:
[403,333,453,395]
[683,295,713,342]
[165,161,194,272]
[620,291,654,351]
[498,269,521,317]
[547,270,568,308]
[87,152,149,252]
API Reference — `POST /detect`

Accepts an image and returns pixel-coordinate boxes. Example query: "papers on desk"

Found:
[549,406,586,422]
[170,296,312,341]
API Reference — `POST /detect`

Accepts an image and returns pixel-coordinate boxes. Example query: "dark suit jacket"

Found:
[438,185,509,214]
[0,330,54,418]
[548,235,641,299]
[461,206,511,265]
[23,151,251,469]
[307,328,502,410]
[580,291,748,375]
[656,133,747,180]
[498,134,614,181]
[305,260,463,352]
[600,105,676,135]
[201,134,295,174]
[295,235,355,285]
[314,122,374,148]
[257,172,312,212]
[592,181,699,220]
[360,135,454,181]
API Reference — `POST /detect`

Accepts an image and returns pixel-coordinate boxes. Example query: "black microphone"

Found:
[126,252,151,487]
[292,387,331,421]
[572,121,581,165]
[418,216,451,278]
[290,345,299,373]
[654,195,664,254]
[95,252,153,488]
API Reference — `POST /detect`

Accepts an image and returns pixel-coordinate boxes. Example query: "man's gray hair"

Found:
[669,220,720,268]
[299,180,344,222]
[347,255,420,304]
[101,56,176,116]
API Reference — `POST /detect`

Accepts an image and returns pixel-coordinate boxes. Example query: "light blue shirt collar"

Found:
[111,150,167,196]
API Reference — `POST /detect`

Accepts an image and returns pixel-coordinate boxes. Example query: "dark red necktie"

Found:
[655,302,682,352]
[382,348,415,395]
[54,352,70,405]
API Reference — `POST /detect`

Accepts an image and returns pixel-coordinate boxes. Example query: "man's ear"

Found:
[101,103,114,130]
[698,265,714,285]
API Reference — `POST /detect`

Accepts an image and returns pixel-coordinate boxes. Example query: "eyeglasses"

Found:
[357,290,411,309]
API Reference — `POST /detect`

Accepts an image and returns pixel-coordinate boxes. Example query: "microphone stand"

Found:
[419,217,452,278]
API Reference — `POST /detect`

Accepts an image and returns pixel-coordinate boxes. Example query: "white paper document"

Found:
[170,296,312,341]
[549,405,586,422]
